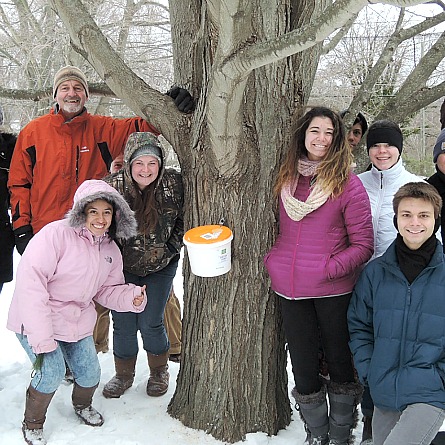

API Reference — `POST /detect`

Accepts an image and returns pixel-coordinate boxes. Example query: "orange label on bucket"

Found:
[184,225,232,244]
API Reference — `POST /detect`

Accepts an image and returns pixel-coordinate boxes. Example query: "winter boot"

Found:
[72,383,104,427]
[327,381,363,445]
[146,352,169,397]
[22,385,56,445]
[360,415,373,444]
[102,356,137,399]
[292,386,329,445]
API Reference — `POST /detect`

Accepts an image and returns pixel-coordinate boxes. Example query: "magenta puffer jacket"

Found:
[264,173,373,299]
[7,220,145,354]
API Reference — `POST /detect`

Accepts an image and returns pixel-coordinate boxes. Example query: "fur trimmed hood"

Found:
[66,179,137,240]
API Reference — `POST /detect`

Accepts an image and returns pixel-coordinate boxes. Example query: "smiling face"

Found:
[55,80,87,120]
[397,197,435,250]
[305,116,334,161]
[131,155,160,190]
[368,143,399,170]
[84,199,113,237]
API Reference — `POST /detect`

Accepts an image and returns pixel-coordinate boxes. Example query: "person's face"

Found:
[305,116,334,161]
[131,155,160,190]
[397,197,435,250]
[110,154,124,173]
[368,143,399,170]
[346,123,363,150]
[437,153,445,175]
[84,199,113,237]
[55,80,87,120]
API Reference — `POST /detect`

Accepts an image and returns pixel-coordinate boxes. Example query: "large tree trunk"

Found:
[167,1,323,442]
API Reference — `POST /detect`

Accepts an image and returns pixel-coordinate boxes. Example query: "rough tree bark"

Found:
[51,0,427,441]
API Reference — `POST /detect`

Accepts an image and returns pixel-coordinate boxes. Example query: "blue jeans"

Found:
[112,257,179,358]
[17,334,100,394]
[373,403,445,445]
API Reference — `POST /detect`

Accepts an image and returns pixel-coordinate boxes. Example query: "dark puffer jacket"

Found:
[105,138,183,276]
[0,132,17,283]
[348,240,445,412]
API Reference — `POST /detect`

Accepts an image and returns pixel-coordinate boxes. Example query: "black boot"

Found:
[292,386,329,445]
[327,381,363,445]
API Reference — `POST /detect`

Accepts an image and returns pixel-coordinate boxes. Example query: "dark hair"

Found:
[128,179,159,234]
[393,182,442,219]
[83,198,118,240]
[339,110,368,133]
[275,106,352,197]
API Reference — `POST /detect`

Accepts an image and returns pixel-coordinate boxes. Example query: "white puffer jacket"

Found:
[358,158,424,261]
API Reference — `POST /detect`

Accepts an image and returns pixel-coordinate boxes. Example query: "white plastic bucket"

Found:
[183,225,233,277]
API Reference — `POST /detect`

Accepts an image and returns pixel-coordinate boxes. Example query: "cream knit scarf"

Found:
[281,156,330,221]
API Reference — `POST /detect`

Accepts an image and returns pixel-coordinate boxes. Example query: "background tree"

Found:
[1,0,443,442]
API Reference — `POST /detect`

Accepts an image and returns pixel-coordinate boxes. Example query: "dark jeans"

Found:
[111,256,179,359]
[280,293,354,395]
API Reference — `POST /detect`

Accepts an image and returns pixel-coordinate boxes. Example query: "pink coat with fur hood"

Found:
[7,180,146,354]
[264,173,373,298]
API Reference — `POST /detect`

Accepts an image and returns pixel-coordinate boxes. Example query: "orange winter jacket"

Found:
[8,107,158,233]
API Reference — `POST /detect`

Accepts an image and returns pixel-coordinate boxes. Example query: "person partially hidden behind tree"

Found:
[339,110,368,151]
[348,182,445,445]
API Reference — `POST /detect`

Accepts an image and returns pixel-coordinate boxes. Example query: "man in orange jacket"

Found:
[8,65,193,253]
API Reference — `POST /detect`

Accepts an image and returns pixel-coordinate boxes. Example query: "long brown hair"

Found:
[129,179,160,235]
[274,106,353,197]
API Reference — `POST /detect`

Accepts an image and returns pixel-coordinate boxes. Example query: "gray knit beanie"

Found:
[128,132,162,165]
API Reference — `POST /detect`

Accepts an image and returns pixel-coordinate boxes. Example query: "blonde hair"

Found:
[274,107,353,197]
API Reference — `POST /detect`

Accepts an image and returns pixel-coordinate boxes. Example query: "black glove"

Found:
[166,86,196,113]
[14,224,33,255]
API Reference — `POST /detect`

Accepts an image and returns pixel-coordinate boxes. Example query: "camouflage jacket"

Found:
[105,167,184,276]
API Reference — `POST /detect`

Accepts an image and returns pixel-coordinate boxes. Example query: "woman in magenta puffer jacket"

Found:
[264,107,373,445]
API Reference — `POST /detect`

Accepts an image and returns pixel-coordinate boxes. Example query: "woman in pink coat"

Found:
[264,107,373,445]
[7,179,146,445]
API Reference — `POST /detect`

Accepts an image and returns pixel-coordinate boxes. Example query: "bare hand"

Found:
[133,285,146,307]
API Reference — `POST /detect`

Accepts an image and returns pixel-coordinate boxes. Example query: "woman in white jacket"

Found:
[358,120,424,261]
[7,179,146,445]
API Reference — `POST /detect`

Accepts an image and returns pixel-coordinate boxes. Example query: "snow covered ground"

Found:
[0,250,374,444]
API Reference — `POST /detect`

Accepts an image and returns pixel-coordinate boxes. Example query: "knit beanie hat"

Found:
[127,132,162,165]
[53,65,89,98]
[433,128,445,163]
[366,120,403,154]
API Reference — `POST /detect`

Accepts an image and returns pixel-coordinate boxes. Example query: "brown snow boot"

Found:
[146,352,169,397]
[22,385,55,445]
[72,383,104,427]
[102,356,137,399]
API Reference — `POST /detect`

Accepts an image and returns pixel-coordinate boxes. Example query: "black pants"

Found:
[280,293,354,395]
